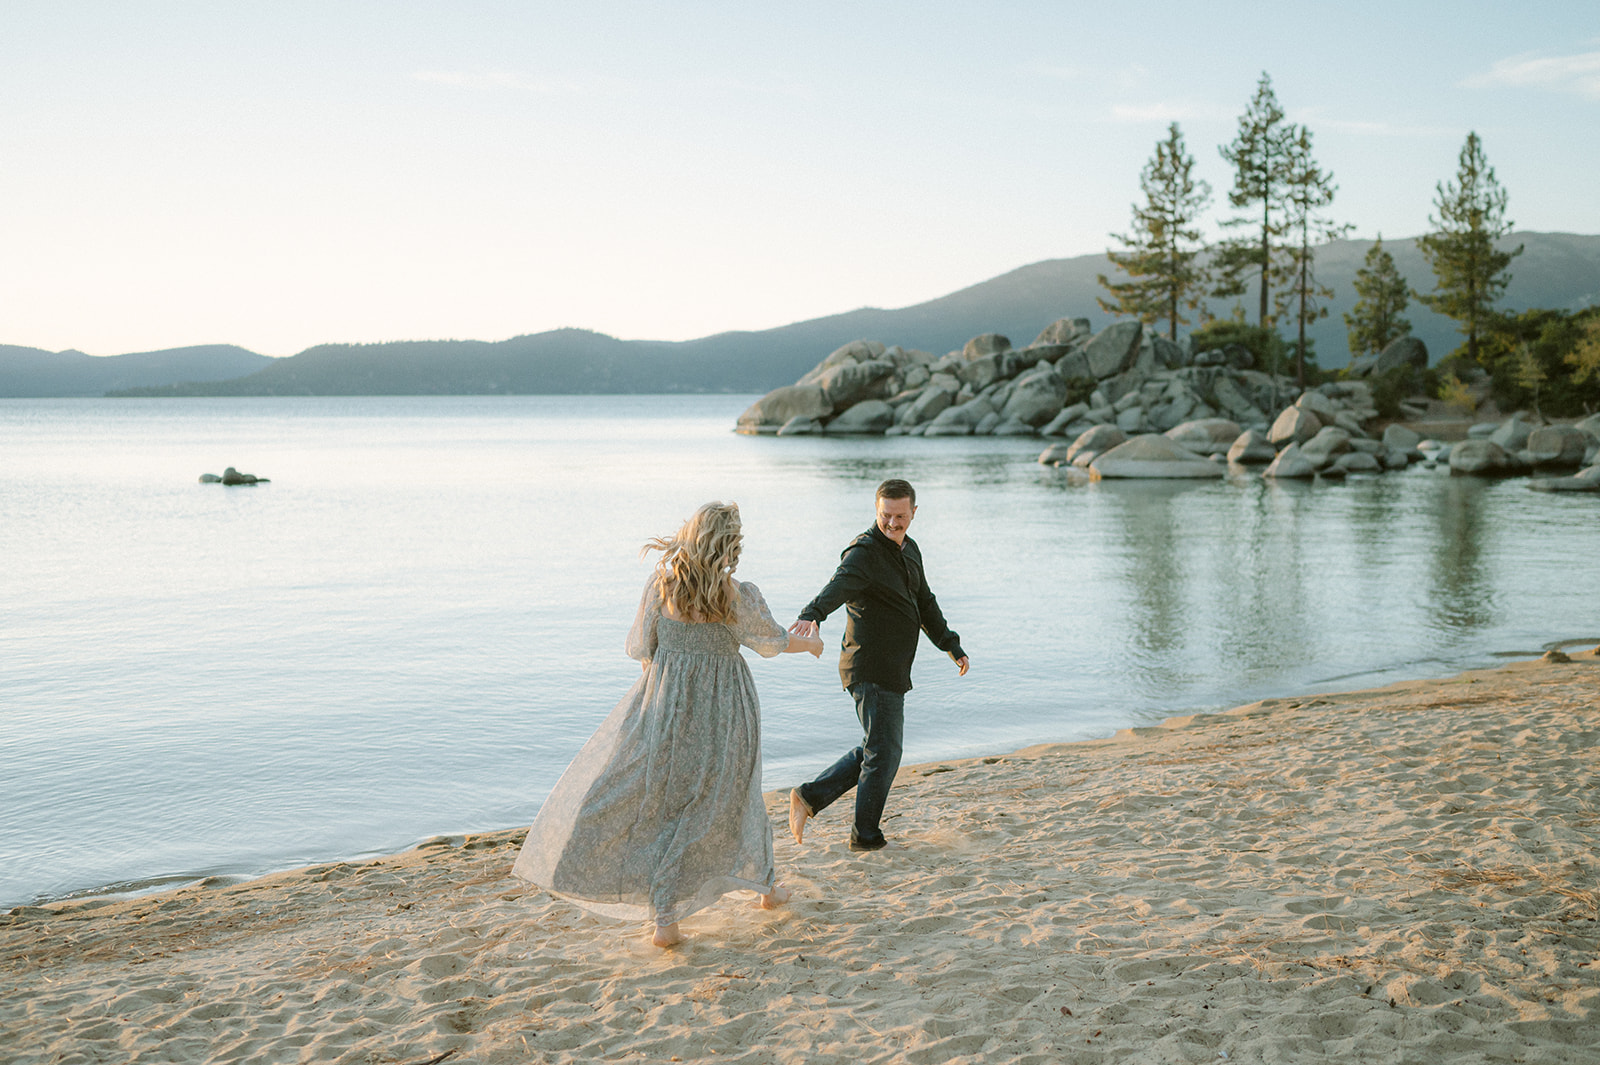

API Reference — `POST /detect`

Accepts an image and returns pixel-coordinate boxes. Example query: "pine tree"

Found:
[1274,125,1350,386]
[1097,122,1213,341]
[1343,235,1412,358]
[1416,132,1522,364]
[1213,72,1296,330]
[1514,342,1546,418]
[1567,317,1600,386]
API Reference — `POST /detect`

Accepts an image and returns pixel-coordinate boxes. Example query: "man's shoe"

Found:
[848,836,888,852]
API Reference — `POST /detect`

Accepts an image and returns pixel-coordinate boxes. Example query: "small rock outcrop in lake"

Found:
[200,467,270,485]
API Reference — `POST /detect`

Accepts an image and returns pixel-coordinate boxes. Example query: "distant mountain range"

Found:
[0,344,274,398]
[4,232,1595,398]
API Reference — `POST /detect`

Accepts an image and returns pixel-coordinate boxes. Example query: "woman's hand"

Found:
[785,632,824,657]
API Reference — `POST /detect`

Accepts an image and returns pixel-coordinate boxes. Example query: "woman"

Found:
[512,501,822,947]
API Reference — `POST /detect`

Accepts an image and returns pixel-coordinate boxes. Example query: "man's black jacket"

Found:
[799,524,965,693]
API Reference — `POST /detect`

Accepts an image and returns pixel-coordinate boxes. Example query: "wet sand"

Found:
[5,652,1599,1064]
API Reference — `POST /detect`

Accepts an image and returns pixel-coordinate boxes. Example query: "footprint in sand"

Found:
[1283,895,1350,915]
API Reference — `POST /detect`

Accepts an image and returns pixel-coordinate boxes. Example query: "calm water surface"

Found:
[3,395,1597,905]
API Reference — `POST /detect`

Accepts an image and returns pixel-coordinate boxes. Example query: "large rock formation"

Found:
[740,322,1504,481]
[744,317,1600,497]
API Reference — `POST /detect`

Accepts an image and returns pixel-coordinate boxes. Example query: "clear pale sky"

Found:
[3,2,1596,356]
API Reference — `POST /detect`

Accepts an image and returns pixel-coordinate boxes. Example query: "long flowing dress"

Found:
[511,577,790,926]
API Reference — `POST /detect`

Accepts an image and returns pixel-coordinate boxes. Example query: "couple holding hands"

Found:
[512,479,968,946]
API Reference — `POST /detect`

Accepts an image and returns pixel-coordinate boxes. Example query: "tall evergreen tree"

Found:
[1097,122,1213,341]
[1274,125,1350,386]
[1416,132,1522,364]
[1213,72,1296,329]
[1343,235,1412,357]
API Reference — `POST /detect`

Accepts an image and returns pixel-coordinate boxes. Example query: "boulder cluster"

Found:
[737,319,1297,441]
[1449,414,1600,491]
[737,318,1600,488]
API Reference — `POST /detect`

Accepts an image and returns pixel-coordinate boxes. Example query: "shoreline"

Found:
[7,652,1600,1063]
[25,640,1596,914]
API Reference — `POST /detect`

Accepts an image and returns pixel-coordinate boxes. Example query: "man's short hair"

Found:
[876,478,916,506]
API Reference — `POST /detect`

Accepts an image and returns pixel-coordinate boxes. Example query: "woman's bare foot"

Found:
[788,789,812,844]
[651,922,683,948]
[758,883,791,910]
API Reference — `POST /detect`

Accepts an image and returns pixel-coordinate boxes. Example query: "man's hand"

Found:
[955,655,970,677]
[789,619,819,638]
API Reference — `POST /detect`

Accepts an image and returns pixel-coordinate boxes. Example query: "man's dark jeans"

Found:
[796,682,905,850]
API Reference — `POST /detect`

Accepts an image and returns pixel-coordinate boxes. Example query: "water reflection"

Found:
[1427,476,1496,634]
[1101,481,1208,668]
[1218,479,1318,684]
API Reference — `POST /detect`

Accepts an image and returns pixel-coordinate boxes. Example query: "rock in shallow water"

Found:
[777,416,821,436]
[217,467,268,485]
[1449,439,1510,474]
[1164,417,1242,457]
[1263,443,1316,479]
[1226,429,1277,465]
[1089,434,1223,479]
[1527,425,1590,468]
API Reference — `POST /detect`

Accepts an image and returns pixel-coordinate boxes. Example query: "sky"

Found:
[2,2,1597,357]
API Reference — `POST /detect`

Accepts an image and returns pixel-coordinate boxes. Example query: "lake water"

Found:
[3,395,1598,907]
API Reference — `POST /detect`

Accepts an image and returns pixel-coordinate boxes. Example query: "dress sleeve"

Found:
[733,581,790,659]
[625,577,661,663]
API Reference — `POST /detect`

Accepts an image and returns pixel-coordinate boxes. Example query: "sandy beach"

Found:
[5,652,1599,1064]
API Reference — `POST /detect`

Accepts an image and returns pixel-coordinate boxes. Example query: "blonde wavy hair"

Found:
[643,501,743,622]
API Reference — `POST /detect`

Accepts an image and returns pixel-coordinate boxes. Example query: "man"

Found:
[787,478,969,851]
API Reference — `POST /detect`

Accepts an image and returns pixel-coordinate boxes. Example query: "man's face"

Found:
[875,495,916,546]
